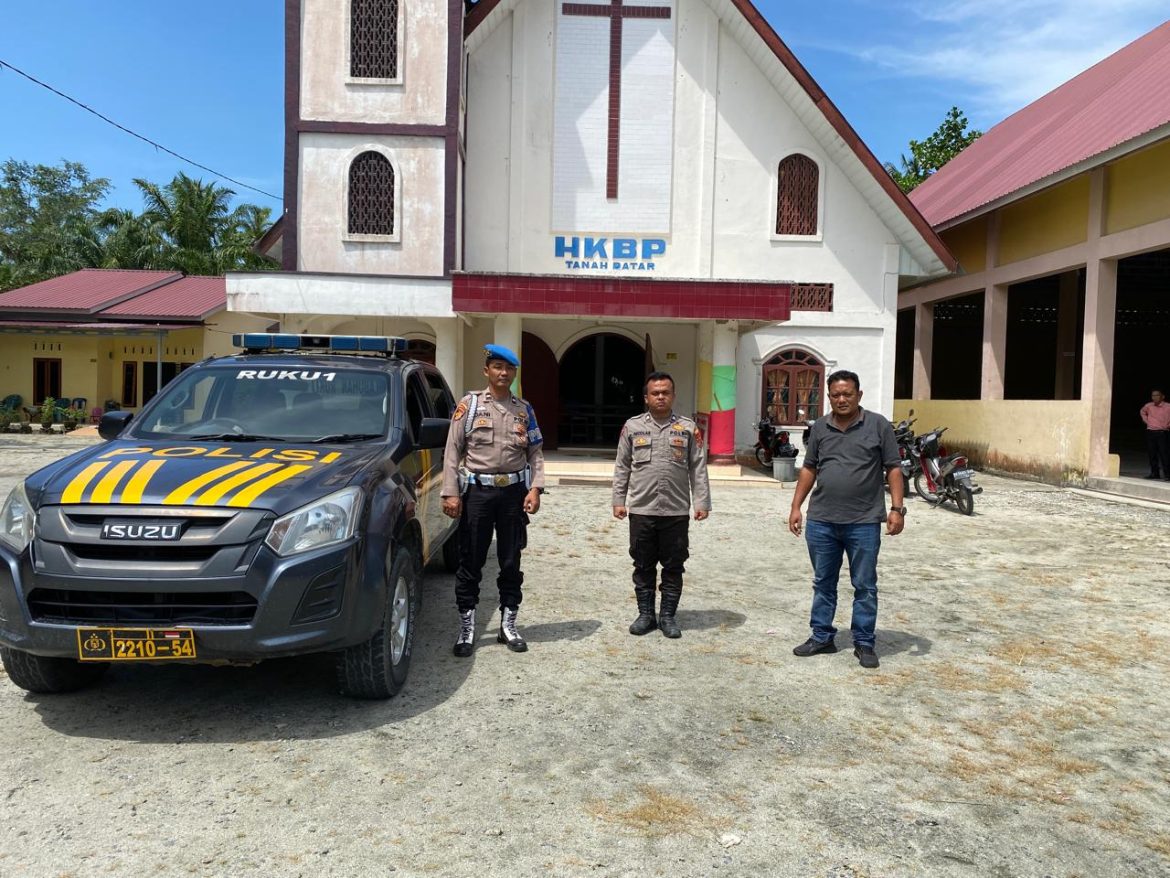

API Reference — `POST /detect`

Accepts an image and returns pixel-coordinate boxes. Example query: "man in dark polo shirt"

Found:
[787,370,905,669]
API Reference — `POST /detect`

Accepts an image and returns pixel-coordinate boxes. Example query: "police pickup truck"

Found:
[0,334,458,699]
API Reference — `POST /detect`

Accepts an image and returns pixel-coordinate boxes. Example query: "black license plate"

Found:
[100,520,182,541]
[77,628,197,661]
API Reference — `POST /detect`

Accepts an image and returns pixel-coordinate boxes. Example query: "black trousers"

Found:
[455,482,528,611]
[1146,430,1170,477]
[628,514,690,598]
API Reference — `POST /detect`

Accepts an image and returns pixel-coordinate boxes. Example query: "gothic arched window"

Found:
[350,0,399,80]
[347,151,395,236]
[776,154,819,236]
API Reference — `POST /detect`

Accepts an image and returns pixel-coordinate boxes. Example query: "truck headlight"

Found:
[264,487,362,557]
[0,482,35,553]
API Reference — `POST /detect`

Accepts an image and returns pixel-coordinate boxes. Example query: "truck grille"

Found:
[27,588,257,625]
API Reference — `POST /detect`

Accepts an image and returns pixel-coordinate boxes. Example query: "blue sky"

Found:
[2,1,1166,215]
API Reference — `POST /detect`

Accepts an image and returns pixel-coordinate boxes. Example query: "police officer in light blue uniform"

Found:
[441,344,546,657]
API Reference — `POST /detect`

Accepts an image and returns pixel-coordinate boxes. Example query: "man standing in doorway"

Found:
[612,371,711,638]
[788,370,904,669]
[441,345,545,657]
[1139,388,1170,480]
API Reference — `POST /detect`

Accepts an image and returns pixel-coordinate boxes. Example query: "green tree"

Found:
[885,106,983,193]
[0,160,110,290]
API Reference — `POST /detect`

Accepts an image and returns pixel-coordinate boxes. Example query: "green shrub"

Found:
[40,397,56,433]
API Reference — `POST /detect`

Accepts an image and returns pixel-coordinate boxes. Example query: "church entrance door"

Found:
[521,332,560,450]
[558,333,645,447]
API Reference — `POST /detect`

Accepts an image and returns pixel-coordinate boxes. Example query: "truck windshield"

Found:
[130,365,392,441]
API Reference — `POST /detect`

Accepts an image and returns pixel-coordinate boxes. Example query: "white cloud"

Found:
[855,2,1168,120]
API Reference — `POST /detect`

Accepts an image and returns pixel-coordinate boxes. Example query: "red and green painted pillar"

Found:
[700,321,737,459]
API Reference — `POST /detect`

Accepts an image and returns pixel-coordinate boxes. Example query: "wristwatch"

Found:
[889,506,907,515]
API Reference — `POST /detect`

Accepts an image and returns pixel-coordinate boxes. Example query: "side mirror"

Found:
[417,417,450,449]
[98,410,134,441]
[908,408,915,417]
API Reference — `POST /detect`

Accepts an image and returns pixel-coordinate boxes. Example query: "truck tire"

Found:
[0,647,109,694]
[336,542,421,699]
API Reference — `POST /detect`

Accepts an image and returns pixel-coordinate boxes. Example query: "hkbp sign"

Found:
[555,236,666,272]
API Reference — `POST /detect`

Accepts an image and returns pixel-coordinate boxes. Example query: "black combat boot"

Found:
[497,606,528,653]
[453,608,475,657]
[629,589,657,635]
[658,592,682,639]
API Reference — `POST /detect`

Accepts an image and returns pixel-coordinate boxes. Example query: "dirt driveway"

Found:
[1,434,1168,877]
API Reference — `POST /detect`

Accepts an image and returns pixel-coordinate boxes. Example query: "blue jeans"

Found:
[804,519,881,648]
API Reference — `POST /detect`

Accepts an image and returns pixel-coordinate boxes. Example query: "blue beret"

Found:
[484,344,520,367]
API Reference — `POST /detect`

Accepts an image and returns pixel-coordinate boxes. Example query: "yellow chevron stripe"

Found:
[163,461,253,505]
[61,462,110,504]
[194,463,283,506]
[90,461,137,504]
[120,460,166,504]
[226,464,312,507]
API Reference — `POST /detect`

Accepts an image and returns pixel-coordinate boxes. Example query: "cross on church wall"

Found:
[562,0,672,200]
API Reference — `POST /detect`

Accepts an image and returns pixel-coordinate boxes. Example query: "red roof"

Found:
[0,269,225,322]
[0,269,179,312]
[102,275,227,320]
[912,21,1170,228]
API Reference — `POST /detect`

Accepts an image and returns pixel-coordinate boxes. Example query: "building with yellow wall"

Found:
[0,270,269,419]
[897,22,1170,486]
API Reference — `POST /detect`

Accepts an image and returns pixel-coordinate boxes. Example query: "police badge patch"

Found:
[453,400,469,421]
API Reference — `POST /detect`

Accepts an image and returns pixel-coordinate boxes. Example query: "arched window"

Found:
[776,154,819,236]
[347,151,395,236]
[350,0,399,80]
[762,349,824,424]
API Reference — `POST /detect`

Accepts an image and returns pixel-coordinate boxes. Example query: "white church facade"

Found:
[227,0,955,455]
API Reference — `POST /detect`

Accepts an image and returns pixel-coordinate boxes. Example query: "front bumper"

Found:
[0,537,383,662]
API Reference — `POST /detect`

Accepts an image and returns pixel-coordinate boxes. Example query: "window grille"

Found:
[776,154,819,236]
[762,350,824,424]
[348,152,395,236]
[791,283,833,312]
[351,0,399,79]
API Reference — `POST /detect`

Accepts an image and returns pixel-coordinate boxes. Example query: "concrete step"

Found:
[1084,475,1170,504]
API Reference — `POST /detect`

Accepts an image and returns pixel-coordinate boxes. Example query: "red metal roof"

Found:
[0,269,180,312]
[0,269,225,322]
[102,275,227,320]
[912,21,1170,228]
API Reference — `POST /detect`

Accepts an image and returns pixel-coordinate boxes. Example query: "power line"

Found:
[0,58,281,202]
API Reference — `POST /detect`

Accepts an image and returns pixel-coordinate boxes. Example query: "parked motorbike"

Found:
[893,412,919,487]
[911,425,982,515]
[754,418,799,467]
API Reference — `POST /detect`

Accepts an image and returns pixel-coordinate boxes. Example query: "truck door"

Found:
[404,370,448,562]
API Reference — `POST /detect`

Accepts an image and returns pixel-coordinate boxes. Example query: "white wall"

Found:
[298,133,447,276]
[300,0,448,125]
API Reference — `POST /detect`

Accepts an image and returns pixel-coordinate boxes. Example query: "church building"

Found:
[227,0,955,456]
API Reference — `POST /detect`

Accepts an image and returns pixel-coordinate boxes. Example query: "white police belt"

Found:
[466,470,526,488]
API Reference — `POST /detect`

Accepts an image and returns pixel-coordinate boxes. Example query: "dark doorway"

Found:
[521,332,559,450]
[894,308,915,399]
[1111,249,1170,473]
[931,292,983,399]
[33,358,61,404]
[1004,272,1084,400]
[558,333,645,446]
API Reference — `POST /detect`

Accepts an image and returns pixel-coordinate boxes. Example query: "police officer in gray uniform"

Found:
[612,371,711,638]
[441,345,545,657]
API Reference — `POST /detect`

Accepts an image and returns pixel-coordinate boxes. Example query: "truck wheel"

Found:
[0,647,108,694]
[441,530,460,573]
[336,543,421,699]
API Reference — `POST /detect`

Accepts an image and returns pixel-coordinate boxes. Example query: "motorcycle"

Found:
[893,412,919,487]
[911,425,982,515]
[754,418,799,467]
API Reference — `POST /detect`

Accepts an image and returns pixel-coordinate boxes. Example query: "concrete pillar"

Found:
[494,313,523,395]
[709,320,737,458]
[912,302,934,399]
[1055,272,1079,400]
[431,318,464,398]
[981,284,1008,400]
[1082,257,1117,477]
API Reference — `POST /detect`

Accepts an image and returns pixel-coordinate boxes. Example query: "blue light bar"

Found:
[232,334,408,354]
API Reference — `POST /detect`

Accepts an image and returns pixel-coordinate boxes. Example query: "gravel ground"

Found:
[1,433,1169,877]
